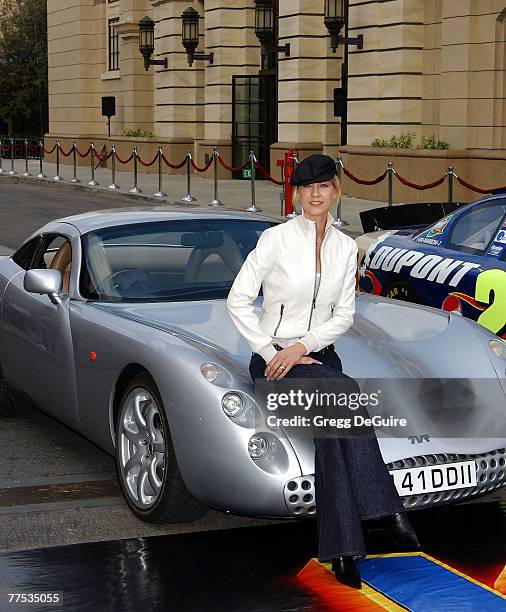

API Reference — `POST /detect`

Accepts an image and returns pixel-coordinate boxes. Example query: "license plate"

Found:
[390,460,477,496]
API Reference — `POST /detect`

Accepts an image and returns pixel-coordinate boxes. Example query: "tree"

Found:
[0,0,48,137]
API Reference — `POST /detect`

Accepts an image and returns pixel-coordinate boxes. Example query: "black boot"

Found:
[331,556,362,589]
[383,512,421,549]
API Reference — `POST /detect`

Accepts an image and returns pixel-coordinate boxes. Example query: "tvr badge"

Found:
[409,434,430,444]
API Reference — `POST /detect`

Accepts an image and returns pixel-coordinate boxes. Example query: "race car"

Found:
[357,194,506,338]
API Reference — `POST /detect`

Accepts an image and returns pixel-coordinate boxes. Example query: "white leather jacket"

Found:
[226,208,358,363]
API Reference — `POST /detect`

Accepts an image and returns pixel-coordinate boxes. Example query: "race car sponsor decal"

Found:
[366,245,480,287]
[493,229,506,244]
[414,214,453,246]
[415,236,442,246]
[488,244,504,257]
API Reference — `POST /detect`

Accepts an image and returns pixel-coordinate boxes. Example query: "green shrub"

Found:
[418,133,449,150]
[121,128,154,138]
[371,132,449,150]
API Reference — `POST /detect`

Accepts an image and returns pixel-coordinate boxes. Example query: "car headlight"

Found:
[201,362,219,382]
[489,339,506,359]
[248,434,269,460]
[222,392,245,418]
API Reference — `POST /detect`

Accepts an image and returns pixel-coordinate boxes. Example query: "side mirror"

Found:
[24,269,63,304]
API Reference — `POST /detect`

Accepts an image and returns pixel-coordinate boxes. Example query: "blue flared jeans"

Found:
[249,347,405,562]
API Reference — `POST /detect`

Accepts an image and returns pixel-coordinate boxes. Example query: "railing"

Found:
[0,138,505,218]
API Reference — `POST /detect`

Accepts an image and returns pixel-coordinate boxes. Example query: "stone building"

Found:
[46,0,506,200]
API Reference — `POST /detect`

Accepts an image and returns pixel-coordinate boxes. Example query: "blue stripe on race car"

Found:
[358,553,506,611]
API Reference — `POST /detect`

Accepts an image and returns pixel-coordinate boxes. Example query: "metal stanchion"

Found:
[244,151,261,212]
[129,147,142,194]
[70,142,80,183]
[108,145,119,190]
[387,161,394,207]
[208,147,223,206]
[37,140,46,178]
[332,156,348,227]
[153,148,166,199]
[88,144,98,186]
[0,138,4,174]
[22,139,30,177]
[9,139,16,176]
[447,166,454,205]
[179,150,197,203]
[53,140,62,182]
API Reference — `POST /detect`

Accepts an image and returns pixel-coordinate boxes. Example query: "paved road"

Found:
[0,178,179,251]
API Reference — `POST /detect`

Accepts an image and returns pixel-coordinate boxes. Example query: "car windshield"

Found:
[80,219,277,302]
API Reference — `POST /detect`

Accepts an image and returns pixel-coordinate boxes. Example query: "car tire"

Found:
[382,281,419,304]
[115,372,208,523]
[0,365,31,417]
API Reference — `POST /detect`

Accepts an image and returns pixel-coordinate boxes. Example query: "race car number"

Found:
[475,269,506,335]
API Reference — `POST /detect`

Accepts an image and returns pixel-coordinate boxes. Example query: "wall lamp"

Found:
[138,16,168,70]
[324,0,363,52]
[181,7,214,67]
[254,0,290,60]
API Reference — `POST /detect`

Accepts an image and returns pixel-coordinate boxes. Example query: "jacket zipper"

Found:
[274,303,285,336]
[330,304,335,316]
[307,224,330,331]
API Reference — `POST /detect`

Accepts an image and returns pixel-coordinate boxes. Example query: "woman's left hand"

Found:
[264,343,321,381]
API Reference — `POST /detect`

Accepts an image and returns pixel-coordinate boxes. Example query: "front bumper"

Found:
[283,447,506,517]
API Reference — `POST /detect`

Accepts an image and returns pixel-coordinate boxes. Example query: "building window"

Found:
[108,18,120,71]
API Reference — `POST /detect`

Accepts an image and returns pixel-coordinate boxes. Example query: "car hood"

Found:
[92,297,506,466]
[91,293,452,360]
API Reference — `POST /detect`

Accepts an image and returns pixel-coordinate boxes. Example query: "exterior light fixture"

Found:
[324,0,363,52]
[138,16,168,70]
[254,0,290,60]
[181,7,214,67]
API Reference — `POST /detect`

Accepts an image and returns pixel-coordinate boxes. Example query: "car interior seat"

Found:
[49,242,72,293]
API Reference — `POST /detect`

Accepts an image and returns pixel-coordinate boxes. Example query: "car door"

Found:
[2,231,81,429]
[438,198,506,337]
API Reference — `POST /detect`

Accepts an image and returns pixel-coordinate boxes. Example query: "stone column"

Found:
[196,0,260,177]
[115,0,154,133]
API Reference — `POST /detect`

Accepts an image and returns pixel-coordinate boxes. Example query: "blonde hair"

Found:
[292,175,342,210]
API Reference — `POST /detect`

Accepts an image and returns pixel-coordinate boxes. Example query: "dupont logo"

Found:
[409,434,431,444]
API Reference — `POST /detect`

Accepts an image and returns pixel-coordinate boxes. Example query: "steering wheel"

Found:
[104,268,154,296]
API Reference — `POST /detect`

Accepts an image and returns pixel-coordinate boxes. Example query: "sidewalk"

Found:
[0,159,387,236]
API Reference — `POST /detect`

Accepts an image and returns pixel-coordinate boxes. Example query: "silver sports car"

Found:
[0,207,505,523]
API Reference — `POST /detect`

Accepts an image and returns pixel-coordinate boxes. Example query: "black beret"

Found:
[289,154,337,186]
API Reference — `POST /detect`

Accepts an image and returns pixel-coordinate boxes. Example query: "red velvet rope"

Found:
[95,150,113,163]
[254,160,283,185]
[76,145,92,158]
[43,144,58,155]
[113,151,132,165]
[137,151,159,167]
[454,174,506,195]
[190,156,214,172]
[161,153,187,169]
[58,144,74,157]
[342,166,387,185]
[394,171,446,190]
[218,155,250,173]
